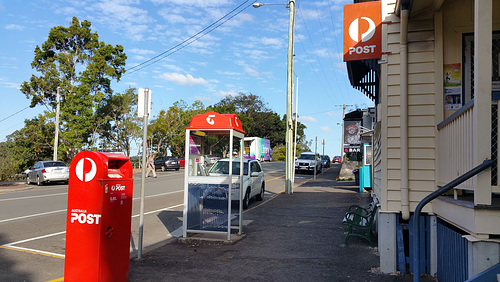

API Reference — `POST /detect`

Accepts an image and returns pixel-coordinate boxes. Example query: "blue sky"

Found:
[0,0,373,157]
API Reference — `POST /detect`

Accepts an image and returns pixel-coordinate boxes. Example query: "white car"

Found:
[208,158,265,209]
[27,160,70,186]
[295,152,322,174]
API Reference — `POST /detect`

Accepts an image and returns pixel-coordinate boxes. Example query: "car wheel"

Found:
[26,176,30,185]
[243,189,250,209]
[36,176,43,186]
[256,184,264,201]
[175,168,179,171]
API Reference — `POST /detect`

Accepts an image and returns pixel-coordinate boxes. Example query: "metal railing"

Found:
[412,159,494,282]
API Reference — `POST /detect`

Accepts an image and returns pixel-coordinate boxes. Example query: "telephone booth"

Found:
[182,112,245,240]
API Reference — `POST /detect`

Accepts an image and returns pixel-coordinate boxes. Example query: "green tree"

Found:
[97,87,141,157]
[20,16,126,159]
[148,100,205,157]
[209,93,307,150]
[0,115,56,180]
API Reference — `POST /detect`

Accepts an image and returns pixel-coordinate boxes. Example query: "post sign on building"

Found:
[343,1,381,61]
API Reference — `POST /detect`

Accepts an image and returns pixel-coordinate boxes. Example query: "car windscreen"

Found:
[44,161,67,167]
[209,161,248,175]
[298,154,315,160]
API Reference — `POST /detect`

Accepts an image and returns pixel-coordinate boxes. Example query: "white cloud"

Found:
[90,1,152,41]
[152,0,231,8]
[130,48,156,55]
[5,24,24,31]
[299,116,317,122]
[217,90,239,98]
[320,126,332,133]
[194,95,213,102]
[299,9,322,20]
[159,73,207,86]
[0,77,20,89]
[326,111,342,117]
[244,66,259,78]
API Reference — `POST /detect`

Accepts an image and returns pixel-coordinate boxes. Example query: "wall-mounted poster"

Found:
[344,121,361,145]
[444,63,462,110]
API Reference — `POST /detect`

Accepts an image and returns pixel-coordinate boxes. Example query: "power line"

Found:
[124,0,255,76]
[0,106,30,124]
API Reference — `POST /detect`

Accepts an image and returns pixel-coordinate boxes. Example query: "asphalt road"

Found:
[0,162,323,282]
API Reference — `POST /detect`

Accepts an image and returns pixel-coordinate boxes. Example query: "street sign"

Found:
[138,88,151,117]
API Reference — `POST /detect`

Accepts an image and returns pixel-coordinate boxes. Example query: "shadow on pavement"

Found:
[129,166,435,281]
[0,234,33,281]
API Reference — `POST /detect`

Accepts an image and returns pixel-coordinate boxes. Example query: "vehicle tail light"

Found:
[42,169,47,173]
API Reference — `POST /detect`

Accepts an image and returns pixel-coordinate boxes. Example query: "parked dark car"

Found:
[321,155,331,168]
[27,160,69,186]
[154,156,180,171]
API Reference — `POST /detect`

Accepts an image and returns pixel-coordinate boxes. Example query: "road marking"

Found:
[0,203,185,259]
[46,277,64,282]
[132,189,183,201]
[5,231,67,247]
[0,192,67,202]
[131,203,184,218]
[265,175,284,182]
[0,191,183,223]
[0,245,65,259]
[0,209,67,224]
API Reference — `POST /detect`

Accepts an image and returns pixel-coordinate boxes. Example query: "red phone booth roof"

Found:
[186,112,245,134]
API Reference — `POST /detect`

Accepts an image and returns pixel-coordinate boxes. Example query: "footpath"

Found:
[128,167,431,282]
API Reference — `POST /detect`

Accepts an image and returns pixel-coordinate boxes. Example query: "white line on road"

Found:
[0,209,67,224]
[1,203,184,258]
[132,189,183,201]
[131,203,184,218]
[5,231,67,247]
[0,192,68,202]
[0,190,183,223]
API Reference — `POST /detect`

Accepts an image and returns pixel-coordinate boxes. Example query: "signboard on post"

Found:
[343,1,381,61]
[138,88,151,117]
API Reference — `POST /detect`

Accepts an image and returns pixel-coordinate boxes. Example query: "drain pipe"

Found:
[400,5,410,220]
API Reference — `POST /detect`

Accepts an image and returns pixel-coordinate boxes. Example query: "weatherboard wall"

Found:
[376,0,437,213]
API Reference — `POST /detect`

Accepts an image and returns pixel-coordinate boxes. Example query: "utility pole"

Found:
[336,104,353,161]
[292,76,299,192]
[138,88,150,259]
[53,87,61,161]
[284,0,295,195]
[314,136,317,180]
[322,139,325,156]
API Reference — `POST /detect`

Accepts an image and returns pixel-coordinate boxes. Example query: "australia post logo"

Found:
[75,157,97,182]
[343,1,381,61]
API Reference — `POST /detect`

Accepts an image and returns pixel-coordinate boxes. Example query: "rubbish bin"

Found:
[64,151,134,282]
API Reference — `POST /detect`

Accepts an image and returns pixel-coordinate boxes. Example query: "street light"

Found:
[254,0,295,194]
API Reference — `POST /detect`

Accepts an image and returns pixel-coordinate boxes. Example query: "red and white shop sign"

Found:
[343,1,381,61]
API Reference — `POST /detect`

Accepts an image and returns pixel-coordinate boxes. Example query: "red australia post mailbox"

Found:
[64,151,134,281]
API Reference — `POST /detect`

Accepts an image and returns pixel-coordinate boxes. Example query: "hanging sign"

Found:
[343,1,382,61]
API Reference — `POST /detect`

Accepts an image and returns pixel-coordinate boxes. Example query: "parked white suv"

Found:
[295,152,322,174]
[208,158,265,209]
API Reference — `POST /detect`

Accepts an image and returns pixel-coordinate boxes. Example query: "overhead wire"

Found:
[325,0,356,96]
[0,106,30,124]
[311,0,348,102]
[124,0,255,76]
[296,7,337,105]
